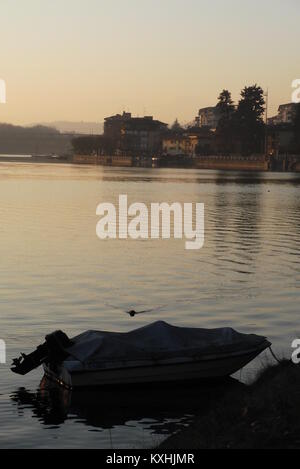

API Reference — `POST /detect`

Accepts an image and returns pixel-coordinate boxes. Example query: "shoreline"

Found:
[0,156,70,164]
[1,155,300,173]
[159,360,300,449]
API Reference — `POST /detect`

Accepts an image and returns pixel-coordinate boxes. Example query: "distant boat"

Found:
[11,321,271,389]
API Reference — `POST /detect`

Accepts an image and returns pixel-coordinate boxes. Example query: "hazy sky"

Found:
[1,0,299,126]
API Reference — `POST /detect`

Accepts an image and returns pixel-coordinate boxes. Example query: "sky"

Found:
[0,0,299,126]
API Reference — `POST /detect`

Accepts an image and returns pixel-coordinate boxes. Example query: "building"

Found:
[188,127,216,155]
[104,112,132,140]
[195,106,220,130]
[268,103,298,126]
[267,116,279,126]
[277,103,297,124]
[104,112,167,155]
[267,125,294,156]
[162,127,215,158]
[162,133,198,157]
[162,134,185,156]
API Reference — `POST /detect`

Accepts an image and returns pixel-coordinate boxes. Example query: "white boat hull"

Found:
[43,346,268,389]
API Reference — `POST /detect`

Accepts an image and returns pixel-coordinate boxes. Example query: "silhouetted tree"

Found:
[72,136,115,155]
[235,84,265,155]
[216,90,235,119]
[0,123,70,155]
[216,90,235,154]
[170,118,183,133]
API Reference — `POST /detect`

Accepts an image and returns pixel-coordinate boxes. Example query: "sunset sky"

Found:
[1,0,299,126]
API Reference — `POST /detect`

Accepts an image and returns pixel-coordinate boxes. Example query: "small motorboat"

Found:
[11,321,271,389]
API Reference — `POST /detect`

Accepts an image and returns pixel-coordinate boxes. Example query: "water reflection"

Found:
[2,164,300,447]
[95,168,300,186]
[11,376,243,440]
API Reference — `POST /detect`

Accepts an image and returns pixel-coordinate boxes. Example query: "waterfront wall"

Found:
[292,162,300,172]
[287,156,300,172]
[72,153,300,172]
[73,154,133,167]
[193,155,269,171]
[269,155,300,172]
[73,153,269,171]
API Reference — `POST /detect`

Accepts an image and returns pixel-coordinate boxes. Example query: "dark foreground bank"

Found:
[160,360,300,449]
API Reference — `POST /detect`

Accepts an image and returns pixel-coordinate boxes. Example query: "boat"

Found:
[11,321,271,389]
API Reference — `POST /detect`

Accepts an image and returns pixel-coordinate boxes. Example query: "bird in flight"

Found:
[126,308,156,317]
[106,303,166,317]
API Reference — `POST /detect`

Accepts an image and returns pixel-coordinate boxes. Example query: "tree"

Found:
[170,118,183,133]
[72,136,115,155]
[238,84,265,121]
[216,90,235,154]
[216,89,235,119]
[235,84,265,155]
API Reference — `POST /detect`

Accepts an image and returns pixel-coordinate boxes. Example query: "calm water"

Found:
[0,162,300,448]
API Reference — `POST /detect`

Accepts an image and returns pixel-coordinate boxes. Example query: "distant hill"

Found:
[36,121,104,135]
[0,123,73,155]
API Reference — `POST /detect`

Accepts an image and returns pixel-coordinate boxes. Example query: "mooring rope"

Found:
[268,345,282,364]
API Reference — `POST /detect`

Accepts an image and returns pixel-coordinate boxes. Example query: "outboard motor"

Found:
[11,330,73,375]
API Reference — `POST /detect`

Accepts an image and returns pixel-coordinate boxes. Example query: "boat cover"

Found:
[62,321,269,372]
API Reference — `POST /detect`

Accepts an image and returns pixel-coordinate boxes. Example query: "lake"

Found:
[0,162,299,448]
